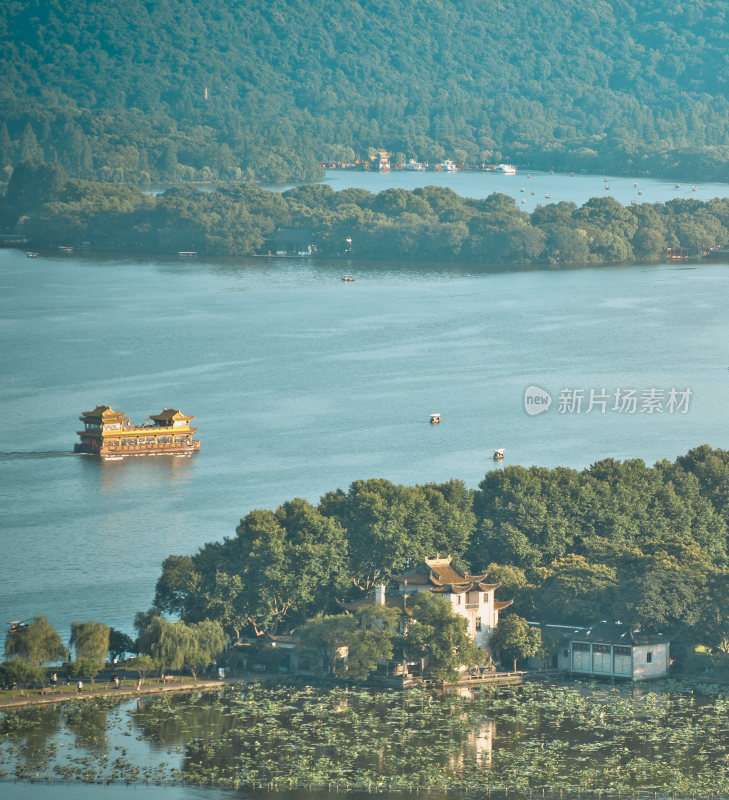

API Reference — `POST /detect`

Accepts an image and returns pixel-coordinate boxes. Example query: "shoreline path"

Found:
[0,673,279,709]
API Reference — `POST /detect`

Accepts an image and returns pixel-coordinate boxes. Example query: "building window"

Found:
[572,642,591,671]
[592,643,612,673]
[646,651,653,664]
[613,645,632,676]
[476,617,482,631]
[456,594,462,605]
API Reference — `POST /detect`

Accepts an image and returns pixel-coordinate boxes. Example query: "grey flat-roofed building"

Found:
[568,621,670,681]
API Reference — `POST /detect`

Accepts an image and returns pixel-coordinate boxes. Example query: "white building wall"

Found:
[449,590,494,650]
[632,643,669,680]
[400,585,500,651]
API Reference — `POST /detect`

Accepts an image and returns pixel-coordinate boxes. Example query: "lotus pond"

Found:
[2,680,729,799]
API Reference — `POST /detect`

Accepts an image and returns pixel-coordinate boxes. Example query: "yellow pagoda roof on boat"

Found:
[80,405,127,421]
[149,409,194,423]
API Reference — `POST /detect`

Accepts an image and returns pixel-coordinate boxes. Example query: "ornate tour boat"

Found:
[75,406,200,457]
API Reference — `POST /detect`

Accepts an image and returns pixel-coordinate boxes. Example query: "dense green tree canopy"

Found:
[0,658,45,688]
[108,628,136,660]
[149,445,729,655]
[155,499,350,636]
[298,603,399,680]
[155,480,473,637]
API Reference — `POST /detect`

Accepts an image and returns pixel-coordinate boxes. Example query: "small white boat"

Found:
[26,252,39,258]
[429,413,441,424]
[493,448,505,460]
[496,163,517,174]
[342,275,355,282]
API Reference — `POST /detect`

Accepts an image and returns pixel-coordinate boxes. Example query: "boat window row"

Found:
[105,435,194,446]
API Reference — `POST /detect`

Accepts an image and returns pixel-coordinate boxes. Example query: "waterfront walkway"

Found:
[0,675,256,709]
[0,669,531,709]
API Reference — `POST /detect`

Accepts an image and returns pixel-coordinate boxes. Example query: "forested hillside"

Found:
[3,0,729,184]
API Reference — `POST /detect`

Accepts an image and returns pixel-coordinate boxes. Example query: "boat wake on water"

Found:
[0,451,78,460]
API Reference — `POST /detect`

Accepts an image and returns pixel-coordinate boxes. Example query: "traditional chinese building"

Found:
[75,405,200,457]
[388,557,512,649]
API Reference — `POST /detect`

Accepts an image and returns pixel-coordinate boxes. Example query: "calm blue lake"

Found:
[1,248,729,640]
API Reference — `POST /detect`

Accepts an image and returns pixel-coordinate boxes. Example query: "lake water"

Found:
[2,248,729,640]
[3,681,728,799]
[308,168,729,209]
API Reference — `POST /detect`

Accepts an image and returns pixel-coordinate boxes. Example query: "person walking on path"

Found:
[77,681,83,693]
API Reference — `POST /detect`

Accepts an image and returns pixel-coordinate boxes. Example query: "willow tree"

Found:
[70,621,110,664]
[138,617,226,679]
[4,616,66,667]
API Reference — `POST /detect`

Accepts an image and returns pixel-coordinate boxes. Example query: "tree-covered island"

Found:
[3,162,729,264]
[5,445,729,686]
[140,445,729,680]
